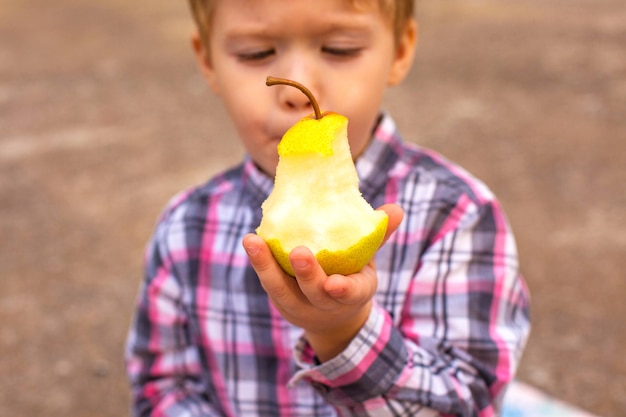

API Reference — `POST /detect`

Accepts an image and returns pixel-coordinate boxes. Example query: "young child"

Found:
[125,0,531,416]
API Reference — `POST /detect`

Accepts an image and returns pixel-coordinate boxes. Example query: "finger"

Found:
[289,246,335,308]
[376,203,404,245]
[242,234,296,301]
[242,233,279,275]
[324,261,378,305]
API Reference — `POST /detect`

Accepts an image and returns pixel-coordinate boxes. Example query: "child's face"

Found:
[193,0,416,177]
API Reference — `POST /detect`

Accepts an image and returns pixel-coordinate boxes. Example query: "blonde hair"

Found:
[189,0,415,49]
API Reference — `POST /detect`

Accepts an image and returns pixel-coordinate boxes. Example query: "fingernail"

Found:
[291,258,309,270]
[244,245,259,256]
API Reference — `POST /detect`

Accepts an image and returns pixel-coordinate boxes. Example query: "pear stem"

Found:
[266,76,322,120]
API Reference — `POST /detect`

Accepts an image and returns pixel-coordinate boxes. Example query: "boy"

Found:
[125,0,531,416]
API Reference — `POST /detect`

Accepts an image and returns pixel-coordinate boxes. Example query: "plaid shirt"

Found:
[125,113,530,417]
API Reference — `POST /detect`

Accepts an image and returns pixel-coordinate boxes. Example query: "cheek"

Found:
[342,90,385,155]
[220,88,265,133]
[346,116,375,156]
[228,111,261,146]
[224,98,272,153]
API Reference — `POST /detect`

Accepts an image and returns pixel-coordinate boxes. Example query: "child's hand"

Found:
[243,204,404,362]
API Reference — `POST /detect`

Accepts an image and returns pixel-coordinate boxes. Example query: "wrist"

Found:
[304,302,372,362]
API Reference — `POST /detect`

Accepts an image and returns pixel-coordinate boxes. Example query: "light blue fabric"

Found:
[502,382,600,417]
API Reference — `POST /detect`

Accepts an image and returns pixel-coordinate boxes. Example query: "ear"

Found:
[191,31,220,95]
[387,18,418,86]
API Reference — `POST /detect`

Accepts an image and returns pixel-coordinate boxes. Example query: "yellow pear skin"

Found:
[256,85,388,276]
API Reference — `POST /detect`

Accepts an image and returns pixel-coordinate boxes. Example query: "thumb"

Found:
[376,203,404,245]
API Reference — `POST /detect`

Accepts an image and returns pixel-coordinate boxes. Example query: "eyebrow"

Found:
[221,14,375,43]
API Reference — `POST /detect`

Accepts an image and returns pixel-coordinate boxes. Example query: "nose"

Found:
[277,81,315,113]
[273,56,321,116]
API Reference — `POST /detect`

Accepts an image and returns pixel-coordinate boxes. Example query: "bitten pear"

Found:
[256,77,388,276]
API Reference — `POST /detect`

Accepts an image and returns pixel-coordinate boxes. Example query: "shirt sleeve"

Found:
[125,231,224,417]
[291,198,531,417]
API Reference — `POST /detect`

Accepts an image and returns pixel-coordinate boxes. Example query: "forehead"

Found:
[207,0,387,25]
[209,0,389,36]
[207,0,385,20]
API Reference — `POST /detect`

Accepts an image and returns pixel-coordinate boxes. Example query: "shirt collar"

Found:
[355,112,403,203]
[242,156,274,208]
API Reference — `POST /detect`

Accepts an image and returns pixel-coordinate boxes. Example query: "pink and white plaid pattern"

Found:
[125,113,530,416]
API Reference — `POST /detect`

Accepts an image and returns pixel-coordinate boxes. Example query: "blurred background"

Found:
[0,0,624,416]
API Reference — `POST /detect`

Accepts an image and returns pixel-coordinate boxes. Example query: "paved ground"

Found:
[1,0,624,416]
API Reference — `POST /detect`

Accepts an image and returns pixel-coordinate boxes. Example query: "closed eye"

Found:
[237,49,275,62]
[321,46,363,58]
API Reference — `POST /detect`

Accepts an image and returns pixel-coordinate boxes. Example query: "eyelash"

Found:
[237,49,275,62]
[322,47,363,57]
[237,46,363,62]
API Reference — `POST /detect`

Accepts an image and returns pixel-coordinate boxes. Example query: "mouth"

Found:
[267,122,291,144]
[271,131,287,142]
